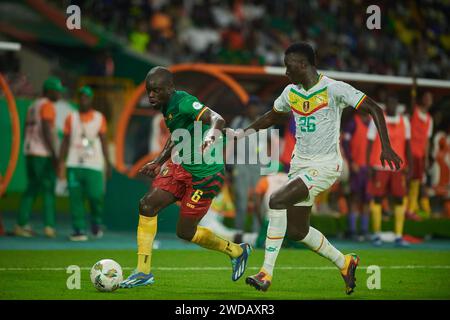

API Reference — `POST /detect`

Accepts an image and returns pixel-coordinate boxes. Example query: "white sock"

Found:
[301,226,345,269]
[242,232,258,247]
[262,209,287,277]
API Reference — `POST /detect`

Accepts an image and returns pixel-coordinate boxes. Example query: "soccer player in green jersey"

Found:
[121,67,252,288]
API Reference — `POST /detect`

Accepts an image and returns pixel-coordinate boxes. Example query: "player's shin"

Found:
[394,203,406,237]
[408,180,420,213]
[371,201,382,234]
[137,214,157,274]
[262,209,287,277]
[300,226,345,269]
[191,226,243,258]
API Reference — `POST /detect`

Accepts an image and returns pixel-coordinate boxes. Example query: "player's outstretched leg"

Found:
[287,206,360,295]
[298,225,360,295]
[246,208,287,292]
[177,215,252,281]
[121,189,176,288]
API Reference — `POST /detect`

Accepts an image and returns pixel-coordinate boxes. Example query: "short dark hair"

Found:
[285,42,316,66]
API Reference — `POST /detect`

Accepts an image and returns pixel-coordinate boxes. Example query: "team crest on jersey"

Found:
[168,113,173,120]
[308,169,319,177]
[288,87,329,116]
[193,102,203,110]
[303,101,310,112]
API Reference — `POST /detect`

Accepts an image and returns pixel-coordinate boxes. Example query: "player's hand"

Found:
[380,146,403,171]
[202,136,215,154]
[139,161,161,178]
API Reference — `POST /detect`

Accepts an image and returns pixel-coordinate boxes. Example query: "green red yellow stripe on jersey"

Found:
[354,95,367,109]
[195,106,208,121]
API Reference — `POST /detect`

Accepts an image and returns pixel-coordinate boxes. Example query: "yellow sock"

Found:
[371,203,382,233]
[394,204,405,237]
[191,226,243,258]
[408,180,420,213]
[137,215,157,274]
[420,197,431,216]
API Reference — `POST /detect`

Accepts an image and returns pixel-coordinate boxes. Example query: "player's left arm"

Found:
[197,107,226,151]
[358,97,403,170]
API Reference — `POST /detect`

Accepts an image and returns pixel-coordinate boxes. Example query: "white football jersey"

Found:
[274,74,367,168]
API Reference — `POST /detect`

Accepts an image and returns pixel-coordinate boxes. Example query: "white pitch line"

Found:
[1,265,450,271]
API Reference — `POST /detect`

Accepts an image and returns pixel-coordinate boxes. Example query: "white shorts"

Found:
[288,161,343,207]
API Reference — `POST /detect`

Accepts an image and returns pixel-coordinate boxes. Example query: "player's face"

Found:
[422,92,433,109]
[79,94,92,112]
[386,97,398,115]
[284,53,307,84]
[47,89,60,102]
[146,80,171,109]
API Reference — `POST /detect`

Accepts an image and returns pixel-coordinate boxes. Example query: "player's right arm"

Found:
[231,87,291,139]
[245,108,290,133]
[139,136,174,178]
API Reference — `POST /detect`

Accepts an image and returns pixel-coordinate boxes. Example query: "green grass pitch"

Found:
[1,249,450,300]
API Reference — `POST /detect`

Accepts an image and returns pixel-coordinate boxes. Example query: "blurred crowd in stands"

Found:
[66,0,450,79]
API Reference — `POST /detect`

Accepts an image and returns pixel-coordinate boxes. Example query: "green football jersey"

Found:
[161,90,224,178]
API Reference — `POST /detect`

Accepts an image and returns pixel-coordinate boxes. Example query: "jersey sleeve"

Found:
[367,120,377,141]
[40,102,56,125]
[179,96,208,121]
[99,114,107,134]
[330,81,367,110]
[63,114,72,135]
[273,85,291,113]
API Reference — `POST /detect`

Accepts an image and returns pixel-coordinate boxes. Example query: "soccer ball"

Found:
[90,259,123,292]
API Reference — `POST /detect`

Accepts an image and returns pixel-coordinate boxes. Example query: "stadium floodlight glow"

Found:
[0,41,21,51]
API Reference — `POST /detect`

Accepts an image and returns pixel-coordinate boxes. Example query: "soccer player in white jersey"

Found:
[236,42,402,294]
